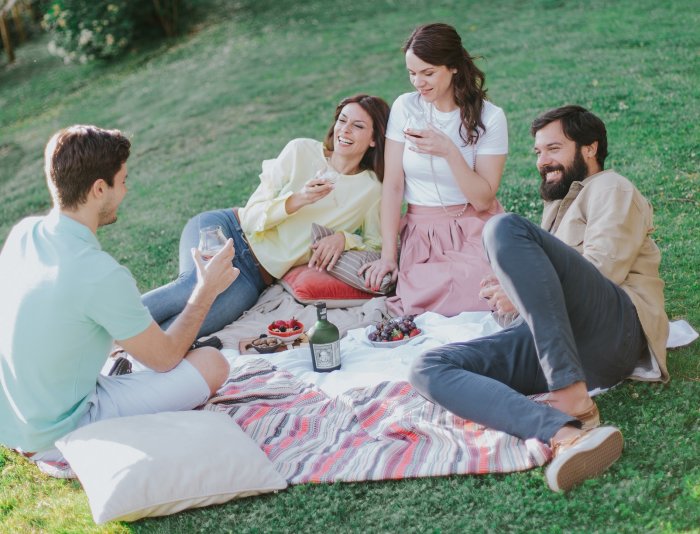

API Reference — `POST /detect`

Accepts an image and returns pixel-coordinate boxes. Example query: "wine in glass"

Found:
[198,225,227,261]
[403,113,430,155]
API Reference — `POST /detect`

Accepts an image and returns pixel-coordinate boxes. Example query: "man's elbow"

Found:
[141,348,185,373]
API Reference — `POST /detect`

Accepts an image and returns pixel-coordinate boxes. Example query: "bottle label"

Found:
[311,341,340,370]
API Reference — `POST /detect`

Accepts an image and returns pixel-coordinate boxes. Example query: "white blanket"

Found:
[216,285,698,398]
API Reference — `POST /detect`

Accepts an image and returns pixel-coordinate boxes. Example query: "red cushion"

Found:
[280,266,374,307]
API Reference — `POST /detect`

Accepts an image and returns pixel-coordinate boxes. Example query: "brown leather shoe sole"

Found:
[546,426,623,492]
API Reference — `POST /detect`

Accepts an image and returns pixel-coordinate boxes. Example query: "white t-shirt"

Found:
[386,92,508,206]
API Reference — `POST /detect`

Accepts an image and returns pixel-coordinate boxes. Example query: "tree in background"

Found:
[42,0,181,64]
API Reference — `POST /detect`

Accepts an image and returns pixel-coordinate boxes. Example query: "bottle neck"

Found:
[316,304,327,321]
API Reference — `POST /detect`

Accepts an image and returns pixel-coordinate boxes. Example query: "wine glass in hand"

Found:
[403,113,430,154]
[318,162,340,185]
[312,164,340,206]
[198,225,228,261]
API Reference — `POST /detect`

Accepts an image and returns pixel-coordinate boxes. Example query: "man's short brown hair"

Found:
[44,125,131,209]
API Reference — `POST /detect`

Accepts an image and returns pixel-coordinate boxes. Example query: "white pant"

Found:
[31,358,210,462]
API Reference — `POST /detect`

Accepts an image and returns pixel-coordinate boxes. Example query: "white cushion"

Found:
[55,410,287,524]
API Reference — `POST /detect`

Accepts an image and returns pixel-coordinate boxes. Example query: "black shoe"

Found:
[191,335,223,350]
[108,355,132,376]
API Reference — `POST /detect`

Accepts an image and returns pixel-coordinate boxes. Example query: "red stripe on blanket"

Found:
[206,359,550,484]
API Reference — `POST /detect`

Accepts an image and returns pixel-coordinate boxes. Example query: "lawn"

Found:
[1,0,698,532]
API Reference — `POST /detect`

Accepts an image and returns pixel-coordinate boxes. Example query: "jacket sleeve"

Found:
[582,183,652,285]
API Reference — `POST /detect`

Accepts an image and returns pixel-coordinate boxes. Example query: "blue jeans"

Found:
[142,209,267,338]
[409,213,646,443]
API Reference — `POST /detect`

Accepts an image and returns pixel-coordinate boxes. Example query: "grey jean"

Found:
[409,213,647,443]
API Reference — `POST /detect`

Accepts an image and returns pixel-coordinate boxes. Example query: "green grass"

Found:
[1,0,699,531]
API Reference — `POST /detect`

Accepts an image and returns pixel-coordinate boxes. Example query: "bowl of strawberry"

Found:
[268,318,304,342]
[365,315,422,348]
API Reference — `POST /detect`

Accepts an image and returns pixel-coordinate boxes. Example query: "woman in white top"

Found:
[361,23,508,317]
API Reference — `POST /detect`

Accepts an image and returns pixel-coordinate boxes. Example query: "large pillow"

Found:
[280,265,373,308]
[311,223,395,295]
[55,410,287,524]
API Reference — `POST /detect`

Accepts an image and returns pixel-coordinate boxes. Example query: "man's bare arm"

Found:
[118,240,239,371]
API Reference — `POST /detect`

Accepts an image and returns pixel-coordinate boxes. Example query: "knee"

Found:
[409,349,444,397]
[483,213,519,247]
[185,210,226,235]
[206,349,231,392]
[187,347,230,394]
[482,213,527,259]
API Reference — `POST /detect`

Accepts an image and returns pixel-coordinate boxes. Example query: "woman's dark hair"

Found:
[324,94,390,182]
[530,105,608,169]
[403,23,488,146]
[44,125,130,209]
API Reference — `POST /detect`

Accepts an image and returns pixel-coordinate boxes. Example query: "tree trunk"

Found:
[0,13,15,64]
[12,3,25,43]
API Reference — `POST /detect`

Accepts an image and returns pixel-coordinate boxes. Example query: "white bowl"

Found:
[364,325,422,348]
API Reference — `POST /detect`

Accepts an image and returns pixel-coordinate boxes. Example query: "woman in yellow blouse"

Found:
[142,94,390,336]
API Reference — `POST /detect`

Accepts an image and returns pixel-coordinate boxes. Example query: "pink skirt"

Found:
[387,201,504,317]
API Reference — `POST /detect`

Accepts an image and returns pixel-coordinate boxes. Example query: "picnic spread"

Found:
[37,283,698,486]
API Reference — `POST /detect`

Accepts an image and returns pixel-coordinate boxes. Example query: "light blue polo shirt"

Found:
[0,209,152,452]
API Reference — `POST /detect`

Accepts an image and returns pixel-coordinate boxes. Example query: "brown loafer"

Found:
[573,402,600,431]
[546,426,623,492]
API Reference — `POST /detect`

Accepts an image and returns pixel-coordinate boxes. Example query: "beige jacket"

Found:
[541,169,669,381]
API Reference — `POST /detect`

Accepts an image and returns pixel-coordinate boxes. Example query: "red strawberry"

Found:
[409,328,421,337]
[391,329,404,341]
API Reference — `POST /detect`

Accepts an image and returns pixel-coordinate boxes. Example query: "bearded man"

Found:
[409,105,669,492]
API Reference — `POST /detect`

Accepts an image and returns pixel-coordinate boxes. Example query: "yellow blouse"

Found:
[238,138,382,278]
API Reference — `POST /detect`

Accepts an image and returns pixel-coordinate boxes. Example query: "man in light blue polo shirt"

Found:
[0,125,240,461]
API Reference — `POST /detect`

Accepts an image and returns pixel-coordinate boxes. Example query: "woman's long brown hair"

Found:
[323,94,390,182]
[403,23,488,146]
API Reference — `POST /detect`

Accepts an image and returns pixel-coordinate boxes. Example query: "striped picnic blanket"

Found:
[205,358,551,484]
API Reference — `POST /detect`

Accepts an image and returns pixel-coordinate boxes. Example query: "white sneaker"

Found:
[546,426,623,492]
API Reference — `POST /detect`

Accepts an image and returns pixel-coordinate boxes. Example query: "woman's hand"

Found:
[478,274,517,314]
[308,232,345,271]
[285,175,335,214]
[404,125,457,159]
[359,257,398,292]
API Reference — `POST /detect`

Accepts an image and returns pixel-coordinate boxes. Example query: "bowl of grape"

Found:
[366,314,422,348]
[268,318,305,342]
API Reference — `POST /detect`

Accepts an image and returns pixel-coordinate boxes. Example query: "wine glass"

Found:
[403,113,430,155]
[316,163,340,206]
[198,225,227,261]
[318,165,340,185]
[404,112,430,133]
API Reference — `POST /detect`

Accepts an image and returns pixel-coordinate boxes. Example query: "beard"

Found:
[97,203,118,227]
[539,148,589,201]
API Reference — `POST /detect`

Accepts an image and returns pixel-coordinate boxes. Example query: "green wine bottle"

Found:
[308,302,341,372]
